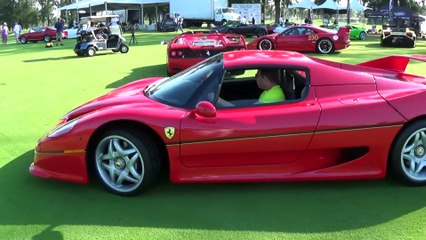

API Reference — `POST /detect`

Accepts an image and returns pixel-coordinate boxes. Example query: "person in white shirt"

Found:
[240,16,248,25]
[13,22,22,44]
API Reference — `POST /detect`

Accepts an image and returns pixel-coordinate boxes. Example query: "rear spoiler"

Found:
[337,26,350,35]
[357,55,426,73]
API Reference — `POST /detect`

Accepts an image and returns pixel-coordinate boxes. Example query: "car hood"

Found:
[64,77,165,120]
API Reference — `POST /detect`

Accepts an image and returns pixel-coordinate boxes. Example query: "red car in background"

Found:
[248,25,350,54]
[19,27,68,44]
[165,32,246,75]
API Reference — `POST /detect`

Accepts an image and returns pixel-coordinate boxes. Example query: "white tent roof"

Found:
[59,0,169,11]
[313,0,345,10]
[288,0,317,9]
[346,0,372,11]
[58,0,99,10]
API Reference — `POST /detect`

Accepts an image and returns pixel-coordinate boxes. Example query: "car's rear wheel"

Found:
[359,32,367,40]
[119,44,129,53]
[258,38,274,50]
[43,35,51,42]
[94,129,161,196]
[20,37,28,44]
[316,38,335,54]
[256,29,267,37]
[85,47,96,57]
[390,121,426,186]
[227,29,235,34]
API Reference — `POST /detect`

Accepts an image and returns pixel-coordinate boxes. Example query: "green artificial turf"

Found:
[0,31,426,240]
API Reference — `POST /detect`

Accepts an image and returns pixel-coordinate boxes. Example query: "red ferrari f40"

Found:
[248,25,350,54]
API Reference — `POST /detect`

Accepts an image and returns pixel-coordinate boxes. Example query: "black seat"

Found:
[280,70,296,100]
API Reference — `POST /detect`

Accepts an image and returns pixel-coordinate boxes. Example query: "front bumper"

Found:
[30,148,89,183]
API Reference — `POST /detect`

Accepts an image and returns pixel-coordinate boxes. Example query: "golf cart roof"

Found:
[80,14,119,24]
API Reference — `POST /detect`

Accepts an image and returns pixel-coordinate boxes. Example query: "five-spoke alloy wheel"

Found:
[390,121,426,186]
[316,38,335,54]
[94,129,161,195]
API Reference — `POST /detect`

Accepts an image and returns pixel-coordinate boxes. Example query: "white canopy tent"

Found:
[288,0,317,9]
[346,0,372,11]
[313,0,345,10]
[59,0,170,25]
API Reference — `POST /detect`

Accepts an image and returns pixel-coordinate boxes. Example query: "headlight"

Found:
[48,119,78,138]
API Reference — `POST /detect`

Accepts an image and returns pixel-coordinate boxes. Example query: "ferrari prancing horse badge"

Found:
[164,127,175,139]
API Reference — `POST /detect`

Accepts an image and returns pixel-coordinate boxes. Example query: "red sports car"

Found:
[165,32,246,75]
[30,50,426,196]
[19,27,68,44]
[248,25,350,54]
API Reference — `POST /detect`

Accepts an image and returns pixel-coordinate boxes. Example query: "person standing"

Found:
[1,22,9,45]
[54,18,64,46]
[13,22,22,44]
[278,16,284,26]
[177,15,184,33]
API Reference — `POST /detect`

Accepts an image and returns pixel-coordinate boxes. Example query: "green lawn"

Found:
[0,31,426,240]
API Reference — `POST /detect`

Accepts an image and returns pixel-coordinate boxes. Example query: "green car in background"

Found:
[347,25,368,40]
[332,25,368,40]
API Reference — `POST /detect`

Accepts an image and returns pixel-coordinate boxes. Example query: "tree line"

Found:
[0,0,423,28]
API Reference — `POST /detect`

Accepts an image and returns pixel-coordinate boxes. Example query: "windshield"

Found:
[146,54,225,109]
[222,8,235,14]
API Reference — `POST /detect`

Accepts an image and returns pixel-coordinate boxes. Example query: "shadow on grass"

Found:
[106,64,167,89]
[1,150,426,233]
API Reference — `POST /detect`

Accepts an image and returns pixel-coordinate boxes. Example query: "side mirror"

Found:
[160,40,169,45]
[193,101,216,118]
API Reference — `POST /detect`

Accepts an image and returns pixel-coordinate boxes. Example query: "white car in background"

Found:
[65,26,79,38]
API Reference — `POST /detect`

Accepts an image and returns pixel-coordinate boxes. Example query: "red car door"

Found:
[31,28,45,41]
[179,90,321,169]
[276,27,316,52]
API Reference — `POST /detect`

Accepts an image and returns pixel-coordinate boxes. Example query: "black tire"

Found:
[76,52,84,57]
[119,44,129,53]
[85,47,96,57]
[20,37,28,44]
[226,29,235,34]
[316,38,335,54]
[93,129,161,196]
[411,40,416,48]
[258,38,274,50]
[390,121,426,186]
[359,32,367,40]
[256,29,267,37]
[43,35,51,42]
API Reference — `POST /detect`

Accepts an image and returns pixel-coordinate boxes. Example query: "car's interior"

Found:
[217,67,309,108]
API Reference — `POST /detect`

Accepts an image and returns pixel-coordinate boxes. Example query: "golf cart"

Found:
[74,15,129,57]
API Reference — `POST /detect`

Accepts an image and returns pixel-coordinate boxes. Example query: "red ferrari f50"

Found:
[30,50,426,196]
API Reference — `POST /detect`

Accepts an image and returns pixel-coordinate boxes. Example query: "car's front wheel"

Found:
[20,37,28,44]
[85,47,96,57]
[359,32,367,40]
[43,35,51,42]
[316,38,335,54]
[93,129,161,196]
[119,44,129,53]
[258,38,274,50]
[390,121,426,186]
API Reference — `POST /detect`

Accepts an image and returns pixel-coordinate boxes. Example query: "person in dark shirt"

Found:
[54,18,64,46]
